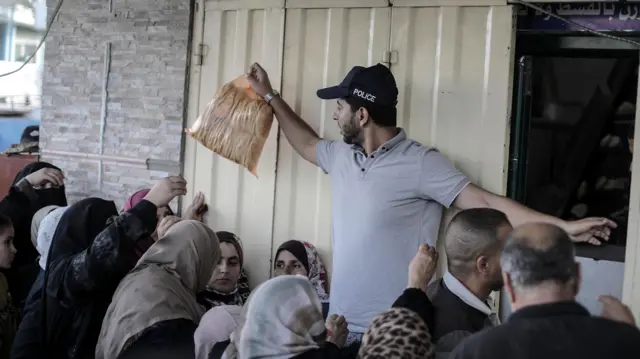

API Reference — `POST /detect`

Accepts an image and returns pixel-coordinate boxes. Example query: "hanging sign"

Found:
[518,2,640,31]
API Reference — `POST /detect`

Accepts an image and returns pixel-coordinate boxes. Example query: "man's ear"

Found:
[359,107,371,127]
[476,256,489,276]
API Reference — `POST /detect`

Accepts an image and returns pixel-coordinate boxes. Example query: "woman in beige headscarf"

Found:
[30,205,58,249]
[95,220,220,359]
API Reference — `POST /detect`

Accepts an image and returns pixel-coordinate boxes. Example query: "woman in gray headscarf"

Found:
[96,220,220,359]
[216,276,347,359]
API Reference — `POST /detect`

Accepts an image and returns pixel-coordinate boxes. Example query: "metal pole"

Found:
[98,42,111,190]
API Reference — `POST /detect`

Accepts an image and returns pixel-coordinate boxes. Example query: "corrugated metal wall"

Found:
[185,0,515,287]
[391,5,513,194]
[273,4,391,277]
[390,4,514,276]
[183,1,285,286]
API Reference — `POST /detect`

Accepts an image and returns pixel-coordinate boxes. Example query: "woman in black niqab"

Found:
[11,162,67,210]
[0,161,67,312]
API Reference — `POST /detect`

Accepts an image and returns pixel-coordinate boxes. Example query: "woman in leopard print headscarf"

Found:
[358,307,435,359]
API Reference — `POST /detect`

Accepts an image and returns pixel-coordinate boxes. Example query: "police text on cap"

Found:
[353,89,376,103]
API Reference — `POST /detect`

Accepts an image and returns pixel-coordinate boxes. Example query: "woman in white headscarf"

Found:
[30,205,59,251]
[32,206,67,270]
[95,220,220,359]
[194,305,243,359]
[213,276,347,359]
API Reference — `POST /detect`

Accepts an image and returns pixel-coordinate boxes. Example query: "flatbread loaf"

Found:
[186,76,274,177]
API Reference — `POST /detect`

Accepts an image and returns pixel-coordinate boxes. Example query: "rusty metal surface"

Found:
[0,155,38,198]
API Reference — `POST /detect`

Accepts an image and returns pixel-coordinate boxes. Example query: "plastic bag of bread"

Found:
[186,76,274,177]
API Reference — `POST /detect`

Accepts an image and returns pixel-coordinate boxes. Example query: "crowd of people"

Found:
[0,62,638,358]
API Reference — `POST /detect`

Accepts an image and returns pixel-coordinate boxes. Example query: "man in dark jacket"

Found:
[450,223,640,359]
[426,208,512,357]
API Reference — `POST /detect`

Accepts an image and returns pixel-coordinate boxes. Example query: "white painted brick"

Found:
[41,0,189,206]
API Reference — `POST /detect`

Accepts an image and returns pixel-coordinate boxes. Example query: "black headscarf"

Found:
[48,197,116,257]
[217,231,244,267]
[12,162,67,210]
[45,197,118,292]
[41,198,118,359]
[275,240,310,273]
[6,162,67,311]
[20,125,39,145]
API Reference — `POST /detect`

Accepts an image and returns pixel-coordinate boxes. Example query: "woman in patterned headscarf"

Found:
[273,240,329,302]
[358,307,435,359]
[198,231,251,309]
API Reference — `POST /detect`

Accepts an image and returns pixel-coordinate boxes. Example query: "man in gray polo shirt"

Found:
[246,63,616,343]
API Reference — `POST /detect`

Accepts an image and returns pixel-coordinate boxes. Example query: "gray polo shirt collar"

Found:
[351,128,407,155]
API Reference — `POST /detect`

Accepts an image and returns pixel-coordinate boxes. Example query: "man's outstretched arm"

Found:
[246,62,321,165]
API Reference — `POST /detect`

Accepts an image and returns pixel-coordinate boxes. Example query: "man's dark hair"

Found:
[20,125,39,144]
[500,224,578,289]
[0,215,12,232]
[445,208,511,277]
[344,97,397,128]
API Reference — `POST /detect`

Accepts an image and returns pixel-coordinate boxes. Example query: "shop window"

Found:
[14,43,37,63]
[509,56,638,262]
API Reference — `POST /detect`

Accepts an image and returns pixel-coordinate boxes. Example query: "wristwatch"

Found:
[264,90,280,104]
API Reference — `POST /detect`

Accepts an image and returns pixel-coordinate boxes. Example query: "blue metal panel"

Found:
[0,116,38,152]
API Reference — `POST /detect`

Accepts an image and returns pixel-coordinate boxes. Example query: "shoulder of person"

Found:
[402,139,447,158]
[591,316,640,338]
[436,329,474,354]
[426,278,443,300]
[450,325,506,357]
[0,274,8,310]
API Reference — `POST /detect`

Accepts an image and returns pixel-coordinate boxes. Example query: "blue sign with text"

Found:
[518,2,640,31]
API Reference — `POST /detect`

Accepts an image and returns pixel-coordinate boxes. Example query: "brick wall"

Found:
[40,0,191,209]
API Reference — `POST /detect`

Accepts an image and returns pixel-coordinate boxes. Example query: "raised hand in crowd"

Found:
[183,191,208,222]
[23,167,64,188]
[408,243,438,293]
[326,314,348,348]
[156,215,182,239]
[599,295,636,327]
[143,176,187,208]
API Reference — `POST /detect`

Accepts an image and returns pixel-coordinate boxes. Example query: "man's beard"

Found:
[343,132,359,145]
[341,115,361,145]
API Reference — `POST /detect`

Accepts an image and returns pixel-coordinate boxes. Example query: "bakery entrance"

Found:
[507,2,640,317]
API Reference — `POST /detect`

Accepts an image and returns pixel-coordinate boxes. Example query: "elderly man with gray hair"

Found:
[450,223,640,359]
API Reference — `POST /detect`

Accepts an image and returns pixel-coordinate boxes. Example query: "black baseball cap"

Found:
[316,64,398,108]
